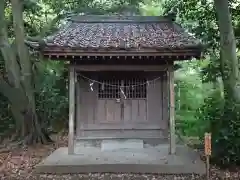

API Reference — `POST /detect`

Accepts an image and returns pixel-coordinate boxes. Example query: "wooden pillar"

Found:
[169,66,176,154]
[68,66,76,154]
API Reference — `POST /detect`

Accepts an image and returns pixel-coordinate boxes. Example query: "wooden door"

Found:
[123,78,147,124]
[96,75,148,128]
[97,78,122,124]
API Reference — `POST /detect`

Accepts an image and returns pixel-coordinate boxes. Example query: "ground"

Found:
[0,134,239,180]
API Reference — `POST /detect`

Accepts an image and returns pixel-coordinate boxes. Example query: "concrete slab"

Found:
[101,139,144,151]
[35,144,205,174]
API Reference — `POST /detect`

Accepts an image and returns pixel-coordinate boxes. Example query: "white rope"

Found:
[120,87,127,99]
[78,73,163,88]
[89,81,94,91]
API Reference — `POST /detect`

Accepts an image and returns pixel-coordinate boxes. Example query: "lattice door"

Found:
[98,78,147,99]
[97,77,147,123]
[123,78,147,99]
[98,79,121,99]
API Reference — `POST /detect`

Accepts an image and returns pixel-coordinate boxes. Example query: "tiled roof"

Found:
[26,15,202,52]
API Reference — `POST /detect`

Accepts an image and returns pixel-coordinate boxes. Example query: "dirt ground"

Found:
[0,134,239,180]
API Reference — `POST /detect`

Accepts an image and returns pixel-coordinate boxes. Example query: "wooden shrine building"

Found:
[26,15,202,155]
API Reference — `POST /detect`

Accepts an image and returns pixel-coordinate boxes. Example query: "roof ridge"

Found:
[69,15,172,23]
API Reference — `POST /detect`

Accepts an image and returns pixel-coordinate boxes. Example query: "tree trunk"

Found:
[0,1,21,88]
[214,0,240,102]
[0,0,52,144]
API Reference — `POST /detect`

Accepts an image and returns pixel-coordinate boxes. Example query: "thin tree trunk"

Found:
[214,0,240,101]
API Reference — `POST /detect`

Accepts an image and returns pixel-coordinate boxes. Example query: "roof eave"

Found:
[43,49,202,61]
[25,41,203,60]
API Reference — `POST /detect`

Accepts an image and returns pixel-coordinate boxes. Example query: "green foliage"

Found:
[162,0,240,167]
[0,94,15,140]
[195,89,223,139]
[217,102,240,166]
[34,61,68,132]
[42,0,142,15]
[139,0,166,16]
[0,58,68,139]
[196,90,240,166]
[164,0,240,83]
[174,61,213,136]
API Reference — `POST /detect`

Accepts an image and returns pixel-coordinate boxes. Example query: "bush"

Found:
[35,61,68,132]
[196,89,240,167]
[0,95,15,141]
[0,55,15,140]
[176,111,200,136]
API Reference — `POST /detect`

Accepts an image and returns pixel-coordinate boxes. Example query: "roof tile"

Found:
[26,15,202,53]
[41,16,201,51]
